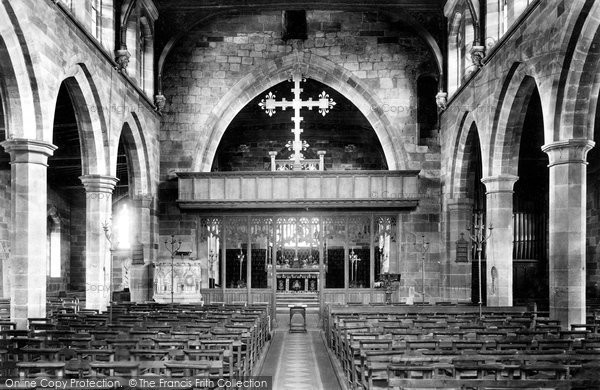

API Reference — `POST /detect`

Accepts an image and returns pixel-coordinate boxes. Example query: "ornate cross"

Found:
[259,70,336,170]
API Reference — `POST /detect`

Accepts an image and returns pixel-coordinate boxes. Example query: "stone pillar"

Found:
[132,195,153,264]
[481,175,518,307]
[542,139,594,328]
[317,151,326,171]
[80,175,119,312]
[1,139,56,329]
[444,199,473,301]
[269,151,277,171]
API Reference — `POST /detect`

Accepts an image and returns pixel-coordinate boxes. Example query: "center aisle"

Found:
[258,330,342,390]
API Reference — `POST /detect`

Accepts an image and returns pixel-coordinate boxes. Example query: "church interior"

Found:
[1,0,600,388]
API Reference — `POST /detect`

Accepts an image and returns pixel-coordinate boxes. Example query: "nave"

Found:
[258,330,341,390]
[2,300,600,389]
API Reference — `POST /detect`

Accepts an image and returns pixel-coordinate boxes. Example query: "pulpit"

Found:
[153,259,203,303]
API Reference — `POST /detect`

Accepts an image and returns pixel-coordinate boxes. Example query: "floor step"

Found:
[275,293,321,314]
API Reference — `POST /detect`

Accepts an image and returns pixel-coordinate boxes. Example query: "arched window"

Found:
[458,24,464,82]
[447,3,478,94]
[123,2,156,96]
[47,213,61,278]
[114,202,132,250]
[447,12,463,94]
[91,0,102,41]
[139,16,154,96]
[500,0,509,36]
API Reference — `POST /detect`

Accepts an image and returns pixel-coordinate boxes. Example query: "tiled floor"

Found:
[258,330,342,390]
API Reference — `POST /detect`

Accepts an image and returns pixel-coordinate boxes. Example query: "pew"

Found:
[325,303,600,389]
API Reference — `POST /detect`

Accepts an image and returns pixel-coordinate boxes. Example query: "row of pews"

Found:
[325,304,600,390]
[0,302,271,387]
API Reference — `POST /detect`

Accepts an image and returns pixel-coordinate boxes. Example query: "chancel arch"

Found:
[194,53,407,172]
[212,78,387,172]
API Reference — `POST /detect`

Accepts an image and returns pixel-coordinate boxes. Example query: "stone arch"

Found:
[193,52,407,172]
[448,111,485,200]
[112,112,152,197]
[489,64,544,176]
[50,64,109,176]
[0,1,41,139]
[557,0,600,141]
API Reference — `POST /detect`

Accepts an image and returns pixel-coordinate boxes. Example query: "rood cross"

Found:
[259,70,336,169]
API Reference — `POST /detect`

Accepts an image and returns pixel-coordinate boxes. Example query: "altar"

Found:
[276,268,319,292]
[153,258,204,304]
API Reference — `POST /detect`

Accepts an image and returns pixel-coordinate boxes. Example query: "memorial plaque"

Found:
[456,233,469,263]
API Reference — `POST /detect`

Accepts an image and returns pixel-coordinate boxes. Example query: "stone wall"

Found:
[160,10,437,177]
[159,9,443,298]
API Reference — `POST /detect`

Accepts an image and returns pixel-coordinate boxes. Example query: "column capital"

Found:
[0,138,57,166]
[542,139,595,167]
[79,175,119,193]
[481,174,518,194]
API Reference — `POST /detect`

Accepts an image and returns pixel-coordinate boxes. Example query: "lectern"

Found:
[289,304,307,333]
